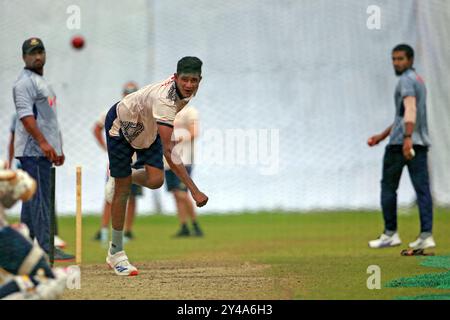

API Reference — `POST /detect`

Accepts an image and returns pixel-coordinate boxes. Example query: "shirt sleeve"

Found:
[13,78,37,120]
[399,75,416,98]
[153,102,177,127]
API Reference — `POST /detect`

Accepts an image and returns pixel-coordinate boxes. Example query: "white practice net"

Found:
[0,0,449,214]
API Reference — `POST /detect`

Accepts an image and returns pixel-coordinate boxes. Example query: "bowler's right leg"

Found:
[104,104,138,276]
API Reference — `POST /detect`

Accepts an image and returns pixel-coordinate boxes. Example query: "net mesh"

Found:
[0,0,449,214]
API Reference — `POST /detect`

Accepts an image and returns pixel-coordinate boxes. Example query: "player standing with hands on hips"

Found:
[367,44,435,250]
[104,57,208,276]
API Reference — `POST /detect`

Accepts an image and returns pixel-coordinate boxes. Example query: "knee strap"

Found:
[17,244,45,276]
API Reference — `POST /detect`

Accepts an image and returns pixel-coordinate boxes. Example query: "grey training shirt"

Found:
[13,69,62,157]
[389,68,430,146]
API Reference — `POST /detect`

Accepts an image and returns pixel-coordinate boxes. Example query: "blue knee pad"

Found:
[0,226,53,278]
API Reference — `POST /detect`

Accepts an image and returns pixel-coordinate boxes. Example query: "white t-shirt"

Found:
[164,106,199,170]
[108,76,193,149]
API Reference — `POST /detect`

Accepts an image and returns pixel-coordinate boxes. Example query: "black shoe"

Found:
[174,225,190,237]
[53,247,75,262]
[93,230,101,241]
[124,231,135,241]
[192,222,204,237]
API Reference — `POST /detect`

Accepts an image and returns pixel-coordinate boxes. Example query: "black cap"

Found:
[22,38,45,54]
[177,56,202,75]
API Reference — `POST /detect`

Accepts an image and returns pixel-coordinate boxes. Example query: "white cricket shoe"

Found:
[104,177,115,204]
[54,235,67,249]
[106,242,138,276]
[409,236,436,250]
[368,233,402,248]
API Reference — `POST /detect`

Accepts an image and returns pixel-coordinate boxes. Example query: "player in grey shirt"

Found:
[389,66,430,147]
[14,63,62,158]
[12,38,72,260]
[367,44,435,251]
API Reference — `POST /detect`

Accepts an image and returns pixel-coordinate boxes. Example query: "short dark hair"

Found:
[392,44,414,60]
[177,56,202,75]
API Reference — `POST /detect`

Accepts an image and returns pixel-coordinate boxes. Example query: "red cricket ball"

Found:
[71,36,85,50]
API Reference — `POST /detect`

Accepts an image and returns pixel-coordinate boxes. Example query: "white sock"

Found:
[110,229,123,254]
[100,227,109,241]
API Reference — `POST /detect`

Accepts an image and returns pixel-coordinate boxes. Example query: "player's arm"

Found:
[367,125,393,147]
[54,131,65,166]
[7,132,14,169]
[158,123,208,207]
[92,123,107,151]
[20,116,58,162]
[402,96,416,160]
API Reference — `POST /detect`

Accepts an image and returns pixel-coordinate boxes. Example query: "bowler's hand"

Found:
[403,138,413,160]
[367,134,382,147]
[39,141,58,163]
[193,191,208,207]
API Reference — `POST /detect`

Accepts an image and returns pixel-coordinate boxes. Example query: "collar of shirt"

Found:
[24,66,43,76]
